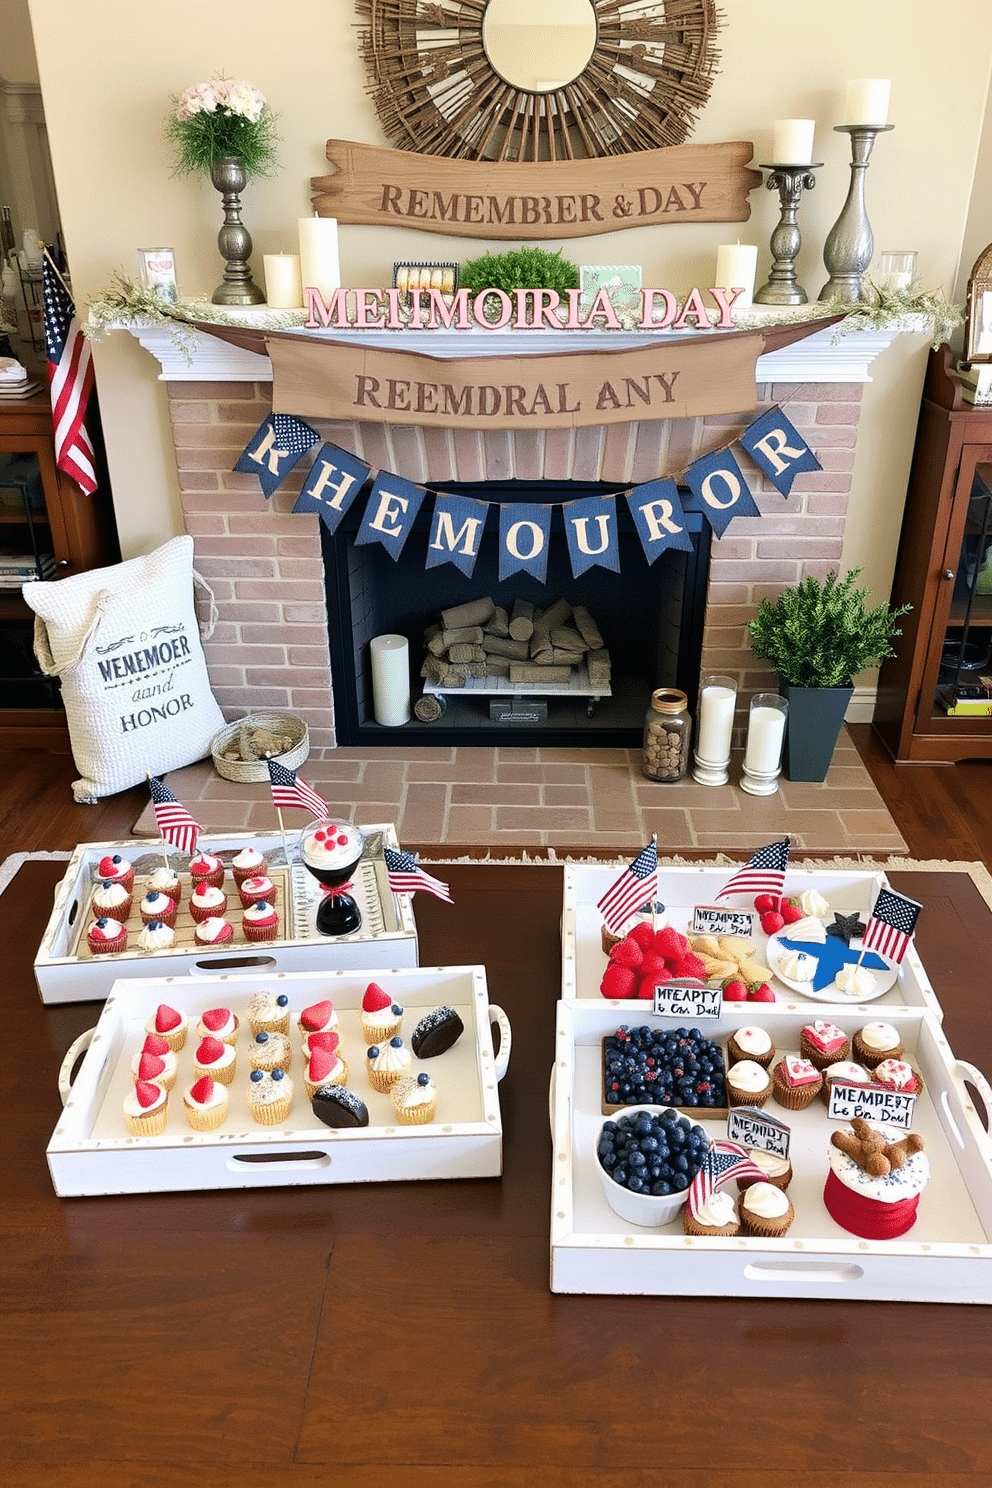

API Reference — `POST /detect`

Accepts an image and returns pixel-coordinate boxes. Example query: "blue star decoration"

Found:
[777,935,889,992]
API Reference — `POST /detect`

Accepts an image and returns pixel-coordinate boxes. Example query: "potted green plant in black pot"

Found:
[747,568,910,782]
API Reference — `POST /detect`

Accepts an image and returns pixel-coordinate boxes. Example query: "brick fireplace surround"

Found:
[127,324,907,855]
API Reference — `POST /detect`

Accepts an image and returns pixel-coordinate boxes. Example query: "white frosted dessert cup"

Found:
[300,819,365,936]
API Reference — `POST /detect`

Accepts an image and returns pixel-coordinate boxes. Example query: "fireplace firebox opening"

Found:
[323,481,708,747]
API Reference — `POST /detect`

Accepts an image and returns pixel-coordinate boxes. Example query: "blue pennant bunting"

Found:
[233,413,319,497]
[683,447,760,537]
[354,472,425,560]
[426,493,489,577]
[625,479,694,563]
[293,443,370,532]
[498,503,552,582]
[738,407,821,496]
[563,495,621,577]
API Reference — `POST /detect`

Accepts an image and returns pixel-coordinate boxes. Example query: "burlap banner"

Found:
[268,331,762,431]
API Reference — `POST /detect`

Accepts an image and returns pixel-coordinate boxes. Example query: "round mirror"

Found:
[482,0,598,94]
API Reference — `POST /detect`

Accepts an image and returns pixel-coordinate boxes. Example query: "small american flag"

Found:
[687,1140,768,1217]
[148,776,201,855]
[384,846,452,903]
[715,837,790,902]
[267,759,328,818]
[596,839,659,934]
[43,255,96,495]
[862,886,921,965]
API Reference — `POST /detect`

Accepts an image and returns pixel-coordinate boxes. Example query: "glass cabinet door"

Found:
[928,459,992,727]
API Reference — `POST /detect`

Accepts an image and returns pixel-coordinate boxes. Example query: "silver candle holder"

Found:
[819,124,894,305]
[754,163,821,306]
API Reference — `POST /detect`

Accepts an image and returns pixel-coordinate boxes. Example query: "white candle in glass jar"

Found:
[298,217,341,302]
[697,683,736,762]
[744,705,787,773]
[844,79,890,127]
[714,244,757,310]
[772,119,815,164]
[263,253,303,308]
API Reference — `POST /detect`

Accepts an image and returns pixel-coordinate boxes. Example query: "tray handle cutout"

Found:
[58,1027,95,1106]
[950,1059,992,1139]
[743,1261,864,1284]
[489,1004,511,1081]
[66,893,80,929]
[190,953,278,974]
[226,1151,331,1172]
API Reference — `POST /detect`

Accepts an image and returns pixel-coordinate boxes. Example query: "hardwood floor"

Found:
[3,725,992,867]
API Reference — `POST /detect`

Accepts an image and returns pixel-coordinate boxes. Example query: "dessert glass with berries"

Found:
[301,819,364,936]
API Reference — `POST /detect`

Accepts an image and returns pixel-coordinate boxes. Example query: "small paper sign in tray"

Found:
[48,967,510,1197]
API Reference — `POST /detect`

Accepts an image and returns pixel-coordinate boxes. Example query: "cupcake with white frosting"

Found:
[365,1036,411,1092]
[682,1188,740,1237]
[725,1058,772,1107]
[727,1026,775,1070]
[739,1180,795,1237]
[852,1021,904,1070]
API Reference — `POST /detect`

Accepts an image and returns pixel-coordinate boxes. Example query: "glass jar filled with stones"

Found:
[641,688,692,782]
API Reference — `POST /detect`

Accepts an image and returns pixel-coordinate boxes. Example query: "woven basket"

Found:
[211,713,309,783]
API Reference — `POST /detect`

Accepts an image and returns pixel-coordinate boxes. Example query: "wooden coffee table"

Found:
[4,860,991,1483]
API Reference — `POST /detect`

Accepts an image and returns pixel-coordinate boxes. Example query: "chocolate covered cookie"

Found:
[411,1006,464,1058]
[311,1085,369,1128]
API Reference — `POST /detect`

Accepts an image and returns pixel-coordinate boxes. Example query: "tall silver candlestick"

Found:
[819,124,893,305]
[754,163,821,306]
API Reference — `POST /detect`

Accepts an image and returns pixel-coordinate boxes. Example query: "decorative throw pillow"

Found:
[24,534,226,802]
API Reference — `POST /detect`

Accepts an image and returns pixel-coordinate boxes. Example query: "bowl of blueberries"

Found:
[596,1105,711,1227]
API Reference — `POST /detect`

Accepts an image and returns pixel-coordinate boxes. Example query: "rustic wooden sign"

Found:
[267,330,763,431]
[311,140,761,240]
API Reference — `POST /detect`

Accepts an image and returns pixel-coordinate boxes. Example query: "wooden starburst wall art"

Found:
[356,0,723,163]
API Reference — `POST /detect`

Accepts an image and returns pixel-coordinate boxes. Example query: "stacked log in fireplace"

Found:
[420,597,611,693]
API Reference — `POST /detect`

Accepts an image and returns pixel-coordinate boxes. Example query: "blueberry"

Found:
[277,994,288,1008]
[250,1070,263,1083]
[611,1167,628,1186]
[271,1068,284,1081]
[671,1173,688,1191]
[389,1036,403,1048]
[651,1180,672,1196]
[417,1072,430,1087]
[368,1046,380,1057]
[255,1032,269,1044]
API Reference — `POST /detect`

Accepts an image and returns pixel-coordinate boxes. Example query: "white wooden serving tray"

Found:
[561,864,941,1018]
[550,1002,992,1302]
[34,825,418,1004]
[48,967,510,1197]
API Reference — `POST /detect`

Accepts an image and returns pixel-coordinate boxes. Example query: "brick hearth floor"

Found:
[131,727,906,857]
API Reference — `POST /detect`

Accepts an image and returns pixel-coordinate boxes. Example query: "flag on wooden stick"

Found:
[267,759,328,818]
[596,838,659,933]
[384,846,452,903]
[148,776,201,855]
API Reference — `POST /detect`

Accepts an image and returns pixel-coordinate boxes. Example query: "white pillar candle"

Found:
[697,681,737,762]
[298,216,341,302]
[744,704,787,773]
[772,119,815,164]
[263,253,303,309]
[844,79,890,127]
[370,634,411,727]
[714,244,758,310]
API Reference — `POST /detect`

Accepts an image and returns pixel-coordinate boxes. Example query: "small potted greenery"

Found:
[460,246,579,320]
[747,568,910,781]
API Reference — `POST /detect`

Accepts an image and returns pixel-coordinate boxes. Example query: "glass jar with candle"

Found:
[642,688,691,782]
[741,693,788,796]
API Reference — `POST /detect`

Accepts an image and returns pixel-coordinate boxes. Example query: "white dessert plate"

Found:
[765,930,897,1002]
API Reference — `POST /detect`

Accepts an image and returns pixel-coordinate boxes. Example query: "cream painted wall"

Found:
[24,0,992,615]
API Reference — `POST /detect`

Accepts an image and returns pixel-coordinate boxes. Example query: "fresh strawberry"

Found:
[307,1030,340,1056]
[652,926,688,959]
[722,985,748,1002]
[308,1047,335,1081]
[779,900,804,925]
[747,982,776,1002]
[639,951,670,981]
[201,1007,232,1032]
[196,1036,225,1064]
[600,964,637,999]
[628,922,655,950]
[760,910,785,935]
[753,893,781,914]
[134,1079,161,1109]
[153,1003,182,1033]
[608,936,644,969]
[300,999,333,1031]
[639,968,671,997]
[189,1075,215,1104]
[362,981,392,1013]
[137,1052,166,1081]
[142,1033,170,1057]
[669,951,709,981]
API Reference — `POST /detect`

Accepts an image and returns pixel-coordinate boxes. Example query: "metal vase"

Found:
[780,680,854,782]
[209,156,265,306]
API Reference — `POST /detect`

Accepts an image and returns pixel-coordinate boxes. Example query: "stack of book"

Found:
[0,356,42,401]
[939,675,992,715]
[0,550,55,588]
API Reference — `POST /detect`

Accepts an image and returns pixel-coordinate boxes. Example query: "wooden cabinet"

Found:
[0,387,117,741]
[873,346,992,763]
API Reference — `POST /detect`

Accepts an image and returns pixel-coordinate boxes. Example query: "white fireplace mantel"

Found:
[125,316,904,386]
